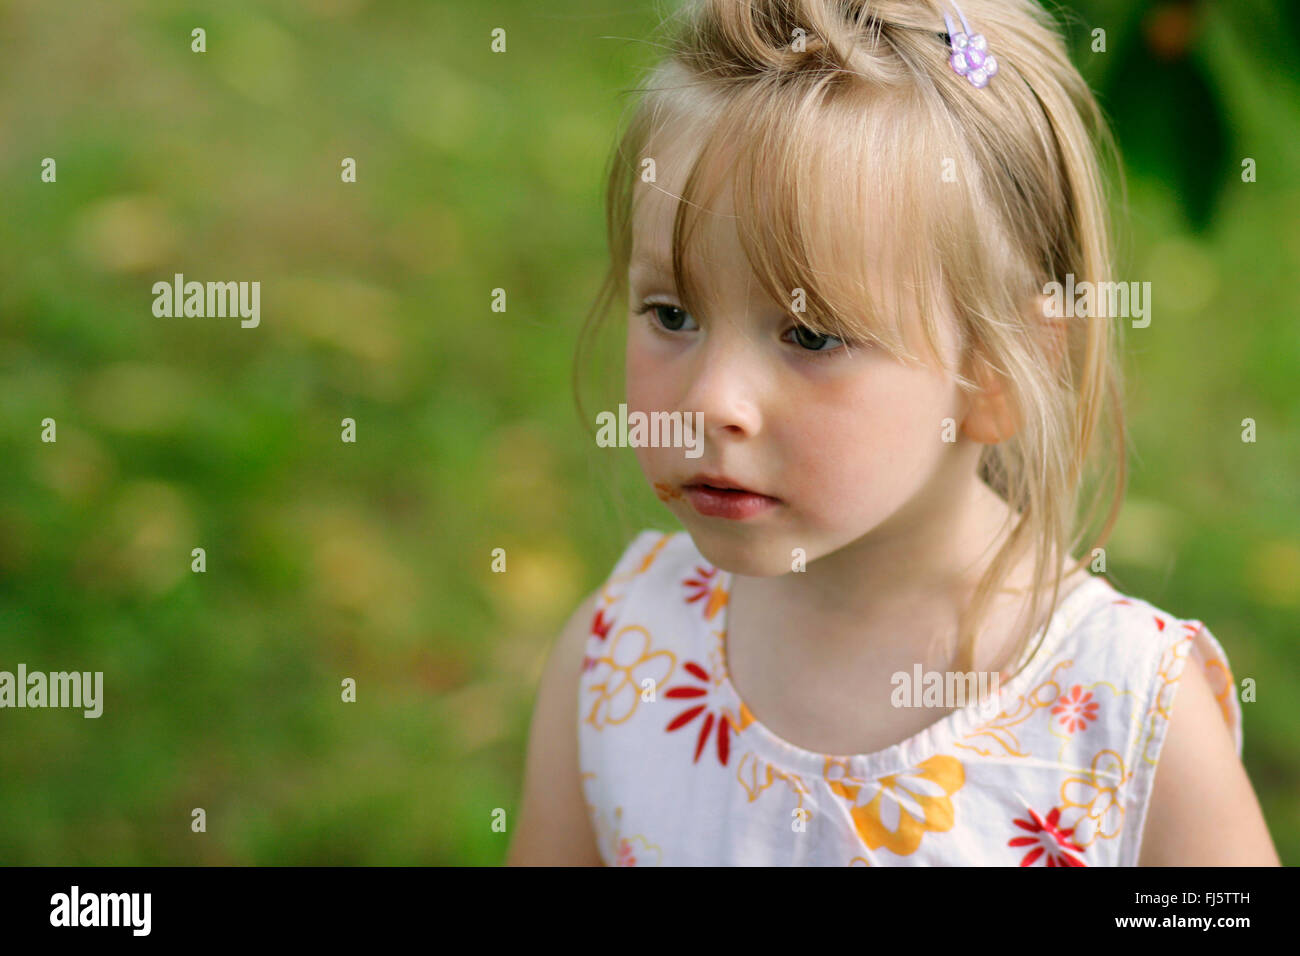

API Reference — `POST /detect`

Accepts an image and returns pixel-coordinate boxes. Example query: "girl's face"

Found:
[625,167,979,579]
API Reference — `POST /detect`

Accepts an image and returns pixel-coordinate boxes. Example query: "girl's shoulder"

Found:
[599,528,682,590]
[585,529,719,642]
[1045,576,1243,758]
[1052,579,1247,865]
[1007,573,1244,867]
[591,527,707,607]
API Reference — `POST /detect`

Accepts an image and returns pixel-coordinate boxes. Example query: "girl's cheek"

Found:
[626,335,671,410]
[787,390,920,489]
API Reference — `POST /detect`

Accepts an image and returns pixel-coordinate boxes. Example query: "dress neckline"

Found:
[710,565,1114,778]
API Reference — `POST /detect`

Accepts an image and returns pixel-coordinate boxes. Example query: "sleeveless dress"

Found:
[577,529,1242,866]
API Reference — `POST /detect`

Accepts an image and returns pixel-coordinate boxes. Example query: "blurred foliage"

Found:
[0,0,1295,866]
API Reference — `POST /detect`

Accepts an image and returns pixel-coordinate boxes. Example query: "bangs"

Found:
[641,69,964,368]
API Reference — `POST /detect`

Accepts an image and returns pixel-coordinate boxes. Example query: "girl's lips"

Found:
[681,483,780,520]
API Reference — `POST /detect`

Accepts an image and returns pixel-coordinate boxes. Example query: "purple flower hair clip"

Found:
[942,1,998,89]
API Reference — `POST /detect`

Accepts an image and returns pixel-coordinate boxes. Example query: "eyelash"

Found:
[635,301,855,357]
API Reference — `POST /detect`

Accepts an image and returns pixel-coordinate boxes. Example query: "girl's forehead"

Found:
[628,196,764,307]
[628,170,738,275]
[628,165,897,299]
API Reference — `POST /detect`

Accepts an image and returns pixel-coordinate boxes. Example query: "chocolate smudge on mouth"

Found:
[653,481,683,502]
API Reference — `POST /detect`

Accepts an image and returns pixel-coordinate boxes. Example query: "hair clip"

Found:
[942,2,998,88]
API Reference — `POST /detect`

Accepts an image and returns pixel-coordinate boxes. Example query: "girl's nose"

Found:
[678,324,763,440]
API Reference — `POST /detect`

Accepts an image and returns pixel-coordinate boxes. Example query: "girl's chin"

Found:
[682,531,800,578]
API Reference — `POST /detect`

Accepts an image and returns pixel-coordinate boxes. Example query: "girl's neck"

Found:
[726,474,1067,673]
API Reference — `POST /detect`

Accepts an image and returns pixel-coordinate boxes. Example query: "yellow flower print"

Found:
[1138,617,1244,768]
[584,804,661,866]
[579,771,618,864]
[583,625,676,730]
[1203,654,1236,729]
[826,754,965,856]
[614,834,662,867]
[736,751,814,820]
[1055,749,1128,847]
[637,533,671,574]
[600,533,670,598]
[1141,623,1196,764]
[956,659,1074,758]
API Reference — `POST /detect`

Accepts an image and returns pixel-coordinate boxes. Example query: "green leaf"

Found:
[1101,16,1230,231]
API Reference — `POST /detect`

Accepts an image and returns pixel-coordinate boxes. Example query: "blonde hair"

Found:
[575,0,1128,681]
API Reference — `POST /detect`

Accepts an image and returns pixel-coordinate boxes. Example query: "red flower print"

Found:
[682,566,728,620]
[583,607,615,672]
[616,839,637,866]
[683,566,716,601]
[1050,685,1100,734]
[592,607,612,641]
[664,661,733,765]
[1009,807,1087,866]
[1113,599,1168,633]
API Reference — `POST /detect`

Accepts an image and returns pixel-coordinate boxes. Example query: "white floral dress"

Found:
[577,530,1242,866]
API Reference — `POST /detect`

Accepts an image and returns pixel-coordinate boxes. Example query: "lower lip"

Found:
[682,485,780,520]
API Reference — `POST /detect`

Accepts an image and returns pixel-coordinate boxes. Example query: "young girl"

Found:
[508,0,1279,866]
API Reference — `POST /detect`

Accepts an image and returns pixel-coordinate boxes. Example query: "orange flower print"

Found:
[1057,749,1127,847]
[682,566,728,621]
[583,626,676,729]
[665,661,736,765]
[736,751,813,820]
[1009,806,1087,866]
[826,755,965,856]
[1051,685,1100,734]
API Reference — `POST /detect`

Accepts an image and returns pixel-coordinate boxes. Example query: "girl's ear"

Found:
[961,294,1065,445]
[960,351,1019,444]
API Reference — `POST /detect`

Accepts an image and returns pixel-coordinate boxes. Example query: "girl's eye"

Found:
[638,302,697,332]
[637,302,851,355]
[787,323,846,353]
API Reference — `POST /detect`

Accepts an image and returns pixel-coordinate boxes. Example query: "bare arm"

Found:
[1137,656,1280,865]
[505,589,605,866]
